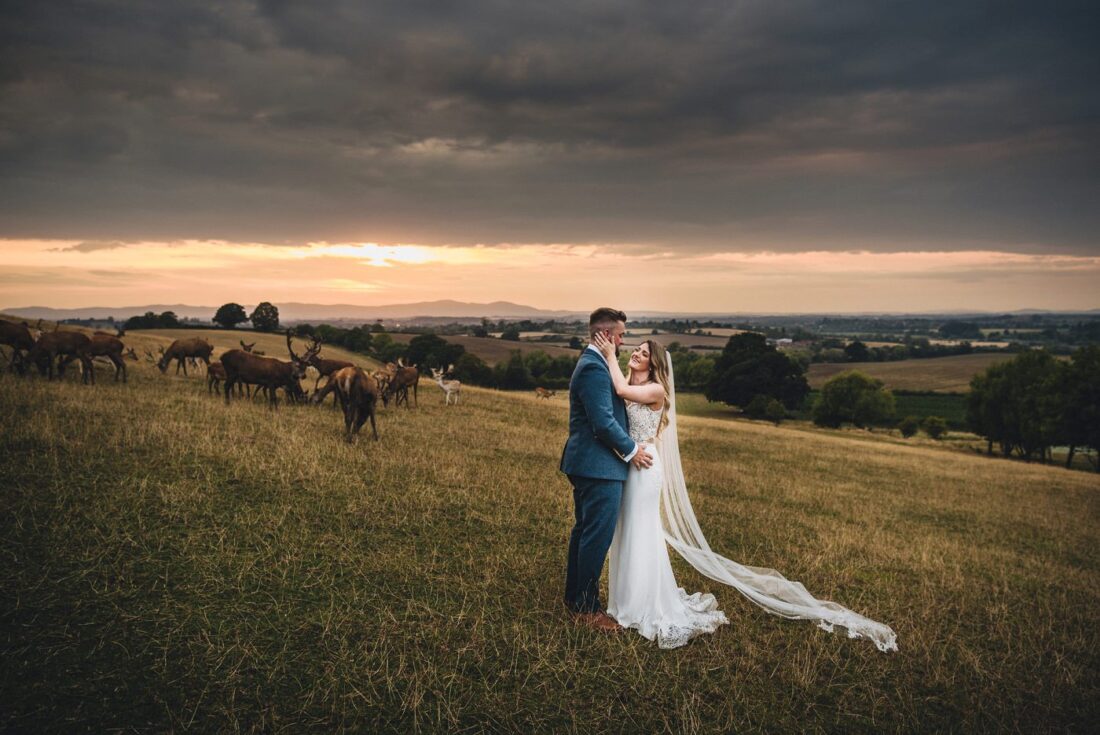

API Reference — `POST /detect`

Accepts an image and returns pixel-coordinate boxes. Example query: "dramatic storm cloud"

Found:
[2,0,1096,252]
[1,2,1097,312]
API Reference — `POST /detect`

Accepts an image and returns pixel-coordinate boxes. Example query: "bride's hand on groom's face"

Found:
[591,331,615,359]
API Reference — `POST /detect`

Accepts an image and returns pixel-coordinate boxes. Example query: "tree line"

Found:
[967,347,1099,469]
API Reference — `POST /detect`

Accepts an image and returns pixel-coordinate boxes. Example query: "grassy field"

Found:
[806,353,1019,392]
[2,361,1098,733]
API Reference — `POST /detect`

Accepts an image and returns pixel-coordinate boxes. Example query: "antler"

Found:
[285,330,299,361]
[305,336,323,360]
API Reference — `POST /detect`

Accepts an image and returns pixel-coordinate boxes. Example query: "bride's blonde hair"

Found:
[641,339,671,436]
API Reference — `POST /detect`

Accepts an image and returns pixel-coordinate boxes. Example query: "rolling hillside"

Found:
[1,358,1097,732]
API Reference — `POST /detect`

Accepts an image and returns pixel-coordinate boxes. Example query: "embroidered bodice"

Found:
[627,401,662,443]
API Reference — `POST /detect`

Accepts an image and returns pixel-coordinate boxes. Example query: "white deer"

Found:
[431,365,462,405]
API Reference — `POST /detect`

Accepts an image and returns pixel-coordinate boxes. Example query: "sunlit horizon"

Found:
[3,238,1098,315]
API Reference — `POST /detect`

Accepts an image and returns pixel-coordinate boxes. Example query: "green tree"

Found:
[844,340,871,362]
[501,327,521,341]
[496,350,533,389]
[921,416,948,440]
[705,333,809,409]
[249,302,280,332]
[812,371,896,429]
[213,302,248,329]
[452,352,494,387]
[745,395,785,424]
[967,350,1063,460]
[939,320,983,339]
[1058,346,1100,470]
[898,416,921,438]
[524,350,552,380]
[370,334,406,364]
[407,333,464,370]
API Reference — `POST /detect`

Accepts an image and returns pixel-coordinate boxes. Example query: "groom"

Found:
[560,307,653,632]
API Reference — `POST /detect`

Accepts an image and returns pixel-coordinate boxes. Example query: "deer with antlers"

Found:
[157,338,213,376]
[383,359,420,408]
[534,387,557,400]
[311,366,384,442]
[220,331,320,407]
[298,336,354,400]
[431,365,462,405]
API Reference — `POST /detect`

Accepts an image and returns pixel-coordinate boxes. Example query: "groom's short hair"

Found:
[589,307,627,337]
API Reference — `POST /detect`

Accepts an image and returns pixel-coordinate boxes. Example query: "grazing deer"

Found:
[123,347,139,361]
[383,360,420,408]
[220,331,321,407]
[239,340,266,356]
[64,332,128,382]
[158,338,214,376]
[431,365,462,405]
[27,330,94,383]
[311,366,383,442]
[0,321,36,373]
[534,387,557,400]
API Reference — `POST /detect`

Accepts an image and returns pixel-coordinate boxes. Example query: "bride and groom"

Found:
[561,307,898,651]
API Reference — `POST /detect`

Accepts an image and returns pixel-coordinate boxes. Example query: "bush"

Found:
[812,371,896,429]
[922,416,948,440]
[898,416,921,438]
[744,395,786,424]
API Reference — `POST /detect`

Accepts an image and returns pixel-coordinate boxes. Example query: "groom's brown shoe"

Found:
[573,611,623,633]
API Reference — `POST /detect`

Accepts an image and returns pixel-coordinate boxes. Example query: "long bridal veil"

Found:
[657,353,898,652]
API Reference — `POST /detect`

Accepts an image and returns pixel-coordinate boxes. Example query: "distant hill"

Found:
[0,300,581,322]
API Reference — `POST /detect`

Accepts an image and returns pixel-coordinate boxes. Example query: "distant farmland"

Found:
[806,353,1018,393]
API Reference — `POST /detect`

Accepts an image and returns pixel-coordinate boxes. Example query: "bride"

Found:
[591,333,897,652]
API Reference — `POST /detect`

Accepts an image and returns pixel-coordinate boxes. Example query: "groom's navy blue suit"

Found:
[560,346,637,613]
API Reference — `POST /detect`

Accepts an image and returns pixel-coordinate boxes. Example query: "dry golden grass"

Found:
[806,353,1021,392]
[1,364,1097,732]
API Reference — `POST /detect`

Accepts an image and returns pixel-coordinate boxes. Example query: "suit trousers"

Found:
[564,474,623,613]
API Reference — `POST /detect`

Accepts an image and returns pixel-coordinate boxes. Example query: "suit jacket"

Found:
[559,348,635,481]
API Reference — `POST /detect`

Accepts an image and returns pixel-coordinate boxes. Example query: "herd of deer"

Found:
[0,320,472,445]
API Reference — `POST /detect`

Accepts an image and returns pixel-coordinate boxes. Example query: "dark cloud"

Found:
[52,240,131,252]
[0,1,1096,252]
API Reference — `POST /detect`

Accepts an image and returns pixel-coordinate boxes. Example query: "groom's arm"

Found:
[575,361,637,462]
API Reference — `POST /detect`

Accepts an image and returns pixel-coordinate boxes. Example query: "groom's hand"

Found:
[631,445,653,469]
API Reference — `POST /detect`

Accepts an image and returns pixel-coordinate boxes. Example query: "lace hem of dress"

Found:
[617,589,730,649]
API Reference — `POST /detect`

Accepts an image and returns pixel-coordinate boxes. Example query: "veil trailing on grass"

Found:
[656,353,898,653]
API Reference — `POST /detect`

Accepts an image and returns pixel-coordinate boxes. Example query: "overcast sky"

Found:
[1,1,1097,311]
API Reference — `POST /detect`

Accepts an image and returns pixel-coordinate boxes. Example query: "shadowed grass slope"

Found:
[1,365,1097,733]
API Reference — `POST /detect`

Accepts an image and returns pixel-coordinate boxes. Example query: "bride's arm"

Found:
[591,333,665,405]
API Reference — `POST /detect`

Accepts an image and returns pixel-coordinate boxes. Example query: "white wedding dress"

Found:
[607,401,729,648]
[606,355,898,653]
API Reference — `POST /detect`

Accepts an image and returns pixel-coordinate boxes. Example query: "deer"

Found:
[63,332,128,382]
[27,330,94,383]
[239,340,266,356]
[157,338,214,376]
[431,365,461,405]
[220,331,320,407]
[383,359,420,408]
[302,337,354,398]
[123,347,139,361]
[534,387,557,400]
[0,321,37,373]
[311,366,383,442]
